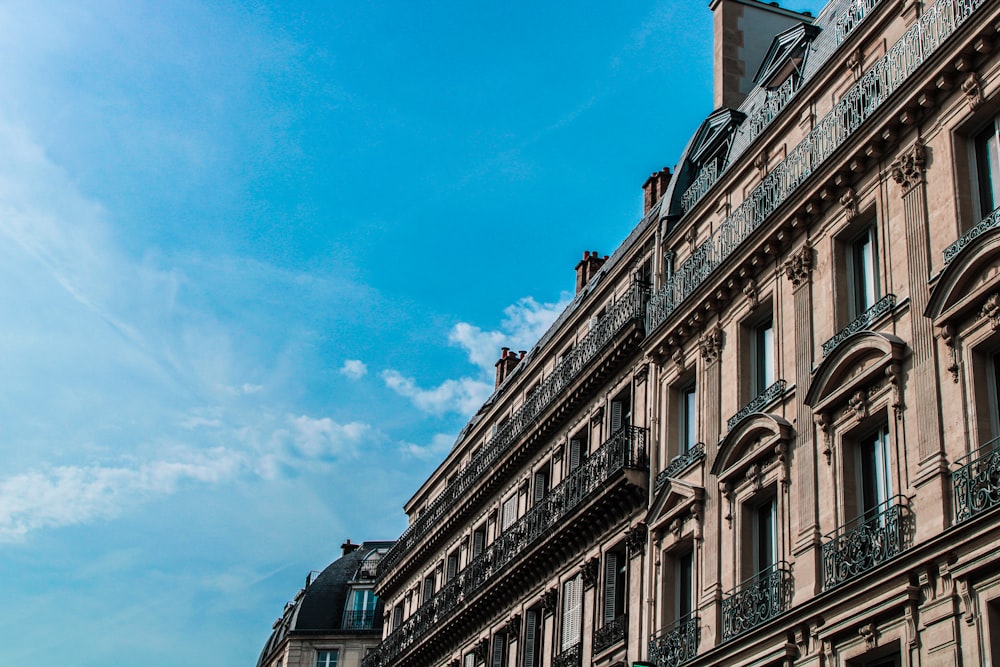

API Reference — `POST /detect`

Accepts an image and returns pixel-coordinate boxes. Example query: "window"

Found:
[446,551,459,582]
[422,574,436,604]
[561,575,583,650]
[856,425,892,518]
[677,550,694,621]
[522,608,542,667]
[345,589,377,629]
[316,650,339,667]
[464,652,477,667]
[472,524,487,557]
[679,382,697,454]
[533,466,550,504]
[847,226,879,319]
[752,496,777,576]
[568,431,587,472]
[975,115,1000,218]
[990,350,1000,440]
[491,633,508,667]
[602,548,627,624]
[610,390,631,433]
[751,318,775,396]
[501,496,518,532]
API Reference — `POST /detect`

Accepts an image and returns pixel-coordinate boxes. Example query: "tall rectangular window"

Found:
[990,351,1000,440]
[392,603,403,630]
[422,575,435,604]
[522,608,542,667]
[446,551,459,582]
[848,226,879,319]
[676,550,693,621]
[679,382,697,454]
[491,633,507,667]
[752,318,775,396]
[346,589,377,629]
[857,426,892,516]
[316,650,339,667]
[975,116,1000,218]
[603,549,627,624]
[610,391,631,433]
[569,432,587,472]
[533,467,550,504]
[501,496,518,532]
[561,575,583,650]
[754,497,777,575]
[472,524,487,557]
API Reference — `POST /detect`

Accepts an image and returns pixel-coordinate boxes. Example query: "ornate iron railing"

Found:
[593,614,627,653]
[944,205,1000,264]
[836,0,886,44]
[953,438,1000,524]
[355,556,380,580]
[377,283,649,581]
[821,495,909,590]
[656,442,706,488]
[361,427,648,667]
[343,609,377,630]
[681,159,719,213]
[744,75,801,149]
[821,294,896,357]
[721,563,792,642]
[648,615,700,667]
[647,0,987,336]
[727,380,786,432]
[553,642,582,667]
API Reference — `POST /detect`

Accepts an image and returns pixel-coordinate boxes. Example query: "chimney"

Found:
[642,167,672,214]
[575,251,609,294]
[494,348,522,388]
[711,0,812,109]
[341,539,360,557]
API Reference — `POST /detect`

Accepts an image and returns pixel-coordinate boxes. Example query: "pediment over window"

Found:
[926,226,1000,326]
[752,23,820,89]
[805,332,907,415]
[712,414,793,482]
[647,478,704,534]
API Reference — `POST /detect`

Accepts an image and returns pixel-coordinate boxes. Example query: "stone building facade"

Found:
[363,0,1000,665]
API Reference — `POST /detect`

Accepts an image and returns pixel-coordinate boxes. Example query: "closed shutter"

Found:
[533,471,548,503]
[491,634,506,667]
[423,576,435,603]
[603,552,618,624]
[502,496,518,532]
[473,528,485,557]
[447,554,459,582]
[569,439,582,472]
[610,400,623,433]
[523,610,538,667]
[561,575,582,650]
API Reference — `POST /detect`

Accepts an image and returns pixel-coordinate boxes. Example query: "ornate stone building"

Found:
[362,0,1000,665]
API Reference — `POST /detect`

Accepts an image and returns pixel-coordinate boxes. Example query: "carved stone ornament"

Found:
[859,622,878,650]
[743,278,759,309]
[961,71,985,110]
[980,292,1000,331]
[783,240,814,287]
[840,188,859,220]
[938,323,960,383]
[540,587,558,614]
[847,389,868,422]
[671,346,686,372]
[957,579,977,626]
[846,48,863,77]
[473,638,490,661]
[754,150,769,178]
[591,405,605,425]
[722,482,735,527]
[699,326,725,363]
[890,139,927,190]
[581,556,600,589]
[746,463,763,492]
[625,522,647,558]
[504,614,522,640]
[887,363,903,419]
[691,503,704,541]
[635,363,650,384]
[814,412,833,464]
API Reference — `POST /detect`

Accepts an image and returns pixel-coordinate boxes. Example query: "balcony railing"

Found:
[361,427,648,667]
[553,642,582,667]
[743,75,801,150]
[821,496,909,590]
[721,563,792,642]
[593,614,627,653]
[727,380,786,432]
[343,609,377,630]
[944,205,1000,264]
[953,439,1000,524]
[355,557,380,580]
[836,0,886,44]
[646,0,987,336]
[377,283,649,581]
[648,615,700,667]
[821,294,896,357]
[681,159,719,213]
[655,442,706,488]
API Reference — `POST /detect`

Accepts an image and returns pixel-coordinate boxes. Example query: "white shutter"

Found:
[603,552,618,624]
[561,575,582,650]
[473,527,485,557]
[502,496,518,532]
[447,554,459,581]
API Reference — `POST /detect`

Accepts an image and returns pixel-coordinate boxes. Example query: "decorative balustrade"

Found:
[727,380,786,432]
[553,642,582,667]
[681,159,719,213]
[343,609,377,630]
[648,615,700,667]
[361,427,648,667]
[355,557,380,580]
[647,0,987,336]
[743,75,801,150]
[953,439,1000,524]
[821,294,896,357]
[721,563,792,642]
[377,283,650,581]
[656,442,706,489]
[944,205,1000,264]
[821,496,908,590]
[593,614,627,653]
[836,0,886,44]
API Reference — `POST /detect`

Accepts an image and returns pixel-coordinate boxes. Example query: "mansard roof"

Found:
[752,22,821,88]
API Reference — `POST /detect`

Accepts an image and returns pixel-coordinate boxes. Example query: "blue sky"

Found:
[0,1,826,665]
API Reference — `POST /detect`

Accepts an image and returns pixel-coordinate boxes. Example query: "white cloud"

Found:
[400,433,456,460]
[339,359,367,380]
[381,370,492,416]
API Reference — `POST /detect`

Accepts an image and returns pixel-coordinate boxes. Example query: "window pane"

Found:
[977,121,1000,216]
[755,498,775,572]
[682,384,697,452]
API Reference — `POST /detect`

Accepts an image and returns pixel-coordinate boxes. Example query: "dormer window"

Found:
[752,23,820,92]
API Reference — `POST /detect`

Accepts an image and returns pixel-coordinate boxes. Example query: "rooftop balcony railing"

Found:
[681,159,719,213]
[953,438,1000,525]
[553,642,582,667]
[647,0,987,337]
[743,75,802,151]
[342,609,377,631]
[655,442,706,489]
[354,557,380,581]
[721,563,792,642]
[944,205,1000,264]
[821,495,909,590]
[821,294,896,357]
[377,283,649,581]
[727,380,786,433]
[361,427,648,667]
[648,615,700,667]
[593,613,627,654]
[836,0,886,44]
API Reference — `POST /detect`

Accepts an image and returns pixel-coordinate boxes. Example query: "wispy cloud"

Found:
[381,370,491,416]
[339,359,367,380]
[400,433,456,460]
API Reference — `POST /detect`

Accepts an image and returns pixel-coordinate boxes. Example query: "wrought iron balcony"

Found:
[721,563,792,642]
[377,283,649,582]
[743,75,801,151]
[361,427,648,667]
[553,642,582,667]
[836,0,886,44]
[593,614,627,653]
[727,380,786,432]
[655,442,706,489]
[821,294,896,357]
[646,0,987,336]
[354,557,380,580]
[944,205,1000,264]
[821,496,909,590]
[953,439,1000,524]
[648,615,699,667]
[681,159,719,213]
[343,609,377,630]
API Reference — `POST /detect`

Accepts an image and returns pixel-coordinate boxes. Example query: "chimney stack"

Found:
[642,167,672,214]
[341,539,360,557]
[494,348,522,388]
[575,251,609,294]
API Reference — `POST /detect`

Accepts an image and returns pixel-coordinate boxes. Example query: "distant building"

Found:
[257,540,393,667]
[363,0,1000,665]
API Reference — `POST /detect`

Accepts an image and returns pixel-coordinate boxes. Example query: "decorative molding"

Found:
[847,389,868,422]
[540,587,558,615]
[691,502,704,541]
[504,614,522,640]
[957,579,977,626]
[783,240,814,287]
[754,150,769,179]
[671,345,686,373]
[746,463,763,492]
[841,188,859,220]
[815,412,833,464]
[887,363,903,419]
[473,639,490,662]
[859,622,878,650]
[722,482,734,527]
[699,325,725,363]
[890,139,927,190]
[625,522,647,558]
[961,71,984,110]
[980,292,1000,331]
[591,405,605,425]
[743,278,759,309]
[634,363,650,384]
[581,557,600,589]
[938,323,960,383]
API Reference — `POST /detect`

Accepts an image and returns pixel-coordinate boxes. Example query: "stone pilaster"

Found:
[698,324,725,651]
